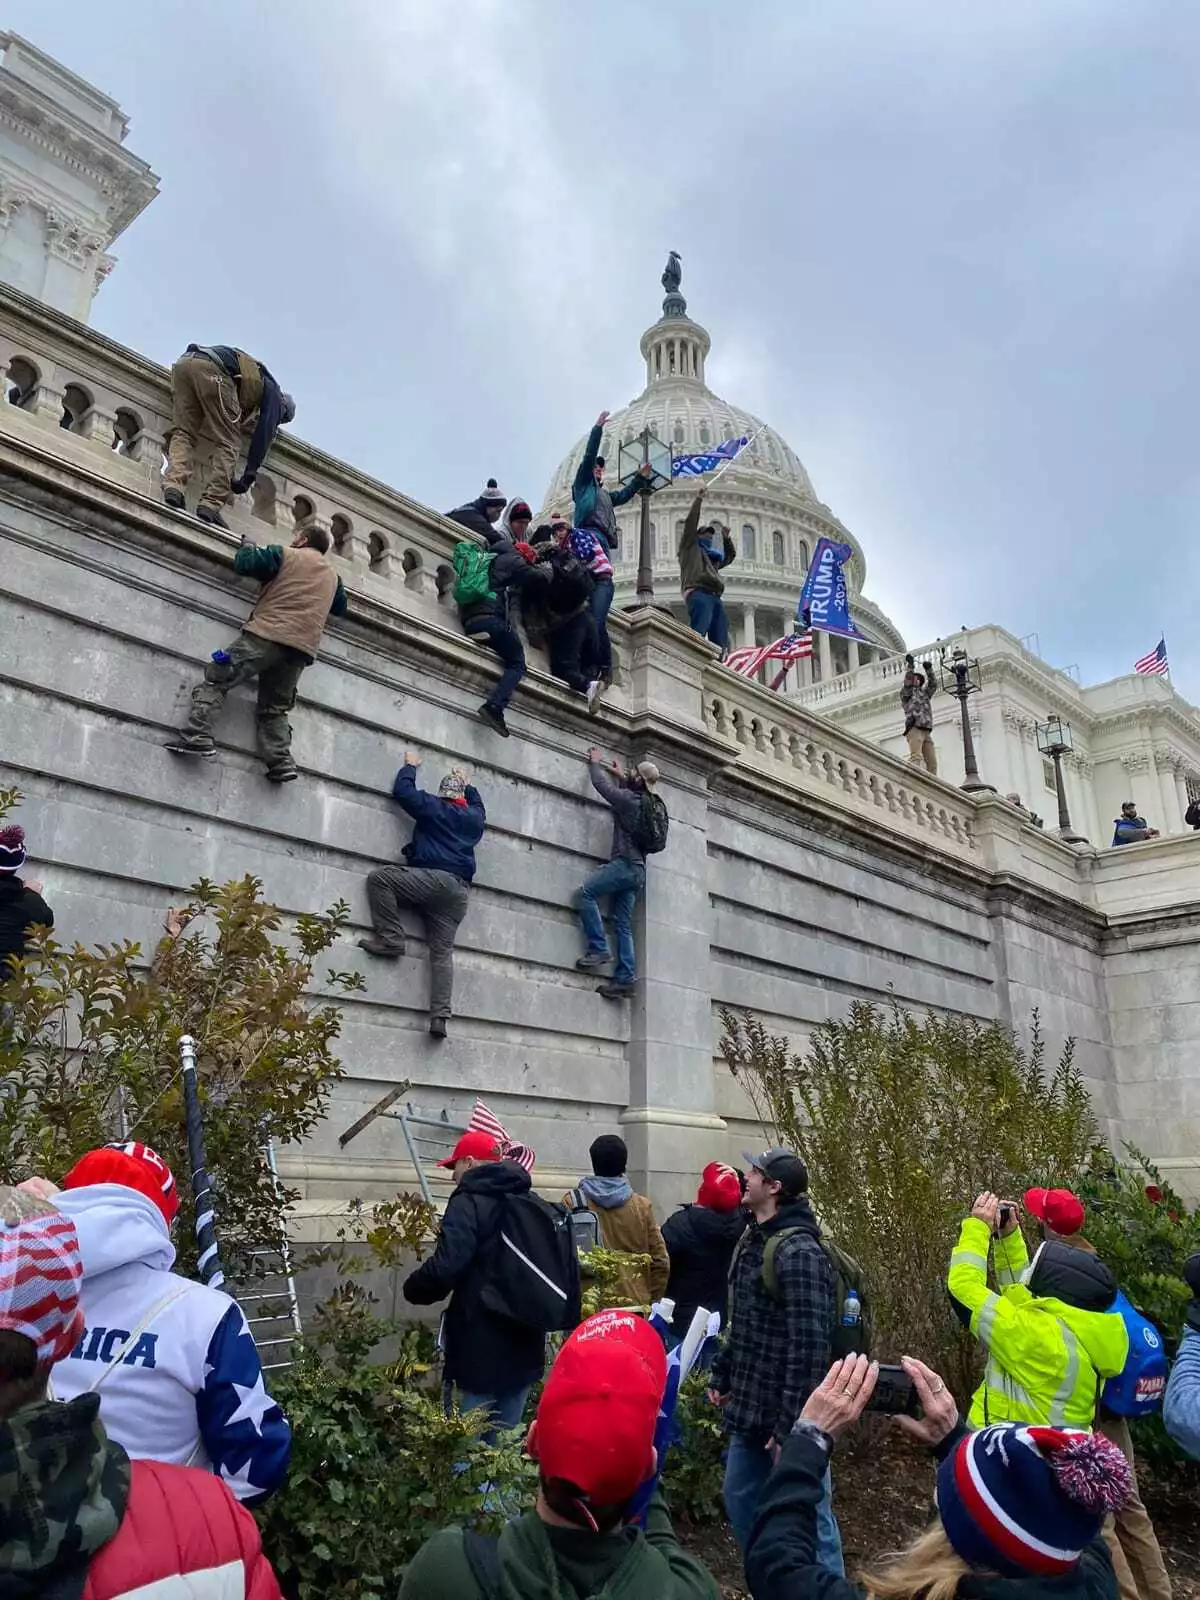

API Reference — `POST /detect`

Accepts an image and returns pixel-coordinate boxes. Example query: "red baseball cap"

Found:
[60,1142,180,1225]
[532,1309,666,1508]
[437,1130,502,1168]
[1024,1187,1085,1237]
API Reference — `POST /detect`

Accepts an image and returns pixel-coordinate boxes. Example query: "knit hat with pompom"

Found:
[938,1423,1132,1578]
[479,478,507,507]
[0,825,27,874]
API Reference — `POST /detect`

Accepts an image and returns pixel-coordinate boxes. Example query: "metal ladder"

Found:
[234,1141,303,1373]
[338,1089,466,1206]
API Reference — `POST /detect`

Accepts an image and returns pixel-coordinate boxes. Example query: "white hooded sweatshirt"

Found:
[52,1183,291,1503]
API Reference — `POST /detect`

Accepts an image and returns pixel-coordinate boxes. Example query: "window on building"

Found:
[798,538,810,572]
[673,420,685,445]
[741,524,757,561]
[699,423,711,445]
[1043,759,1057,793]
[771,530,785,565]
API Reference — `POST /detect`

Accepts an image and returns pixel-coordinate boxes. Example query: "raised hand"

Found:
[892,1356,959,1447]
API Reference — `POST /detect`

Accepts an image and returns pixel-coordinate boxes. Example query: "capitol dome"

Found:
[540,267,905,684]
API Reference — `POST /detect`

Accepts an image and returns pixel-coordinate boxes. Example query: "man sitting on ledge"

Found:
[1112,801,1159,846]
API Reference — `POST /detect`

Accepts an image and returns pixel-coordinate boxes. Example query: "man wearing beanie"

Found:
[0,1184,284,1598]
[948,1191,1128,1432]
[398,1308,719,1599]
[359,749,486,1039]
[46,1142,292,1505]
[566,1135,670,1309]
[662,1162,747,1352]
[448,477,509,542]
[0,824,53,972]
[747,1351,1131,1600]
[165,523,347,781]
[1165,1251,1200,1458]
[575,748,667,1000]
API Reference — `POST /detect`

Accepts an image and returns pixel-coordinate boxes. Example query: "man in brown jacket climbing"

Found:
[166,527,347,782]
[162,344,295,527]
[565,1135,670,1308]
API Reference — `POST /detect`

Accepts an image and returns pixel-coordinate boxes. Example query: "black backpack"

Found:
[547,549,592,613]
[480,1192,583,1333]
[629,792,669,855]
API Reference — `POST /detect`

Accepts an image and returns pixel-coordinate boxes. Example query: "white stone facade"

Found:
[793,625,1200,845]
[0,33,158,322]
[540,285,905,684]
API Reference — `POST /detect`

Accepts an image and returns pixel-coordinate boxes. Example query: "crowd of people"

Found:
[3,1111,1200,1598]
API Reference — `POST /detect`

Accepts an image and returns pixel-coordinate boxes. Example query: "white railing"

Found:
[702,666,979,863]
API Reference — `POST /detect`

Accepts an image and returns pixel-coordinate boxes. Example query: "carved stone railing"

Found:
[702,664,980,863]
[0,284,614,673]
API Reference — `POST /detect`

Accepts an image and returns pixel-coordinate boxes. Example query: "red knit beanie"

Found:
[696,1161,741,1213]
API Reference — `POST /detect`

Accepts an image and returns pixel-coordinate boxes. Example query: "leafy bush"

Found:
[721,1002,1098,1395]
[0,787,361,1279]
[661,1370,726,1523]
[258,1196,536,1598]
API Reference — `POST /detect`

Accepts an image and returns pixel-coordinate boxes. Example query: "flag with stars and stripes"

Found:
[724,631,814,680]
[1134,638,1169,676]
[467,1098,536,1173]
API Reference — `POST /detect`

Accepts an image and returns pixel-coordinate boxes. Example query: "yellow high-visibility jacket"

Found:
[947,1217,1128,1430]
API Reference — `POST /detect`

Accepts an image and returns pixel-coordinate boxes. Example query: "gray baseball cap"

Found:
[742,1147,808,1195]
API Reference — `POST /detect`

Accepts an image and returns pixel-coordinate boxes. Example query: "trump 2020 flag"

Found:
[672,435,750,478]
[798,537,861,640]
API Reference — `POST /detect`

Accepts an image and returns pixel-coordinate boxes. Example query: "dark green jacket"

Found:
[397,1492,718,1600]
[571,424,648,550]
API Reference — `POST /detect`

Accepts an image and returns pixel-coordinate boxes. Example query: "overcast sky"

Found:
[12,1,1200,691]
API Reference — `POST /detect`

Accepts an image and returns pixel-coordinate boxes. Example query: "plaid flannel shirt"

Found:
[711,1203,835,1441]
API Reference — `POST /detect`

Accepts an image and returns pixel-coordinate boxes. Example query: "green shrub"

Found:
[721,1001,1098,1397]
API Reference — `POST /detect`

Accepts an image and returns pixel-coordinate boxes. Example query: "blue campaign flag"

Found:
[797,537,861,640]
[672,435,750,478]
[627,1303,721,1527]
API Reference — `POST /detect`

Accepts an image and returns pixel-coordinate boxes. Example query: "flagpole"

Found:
[696,422,769,493]
[179,1034,225,1289]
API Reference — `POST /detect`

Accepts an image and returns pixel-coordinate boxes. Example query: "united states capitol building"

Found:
[3,32,1200,1225]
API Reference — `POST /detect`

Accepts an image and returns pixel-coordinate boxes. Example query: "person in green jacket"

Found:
[947,1191,1129,1431]
[677,485,736,648]
[398,1308,718,1600]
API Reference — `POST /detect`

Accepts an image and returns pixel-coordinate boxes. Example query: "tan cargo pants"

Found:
[1100,1416,1172,1600]
[905,725,938,774]
[163,354,243,511]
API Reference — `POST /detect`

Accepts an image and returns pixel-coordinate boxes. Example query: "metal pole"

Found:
[635,427,655,606]
[955,670,993,793]
[179,1034,225,1289]
[1051,747,1086,842]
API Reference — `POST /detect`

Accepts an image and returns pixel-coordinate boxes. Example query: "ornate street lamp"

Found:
[1035,715,1087,844]
[938,645,994,793]
[617,425,672,608]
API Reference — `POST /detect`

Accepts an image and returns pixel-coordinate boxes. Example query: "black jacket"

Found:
[746,1427,1117,1600]
[0,875,53,968]
[662,1203,747,1338]
[447,500,503,543]
[402,1161,546,1393]
[459,540,550,627]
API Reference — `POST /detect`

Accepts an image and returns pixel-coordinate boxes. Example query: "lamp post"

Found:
[617,425,672,608]
[1035,715,1087,843]
[938,645,994,793]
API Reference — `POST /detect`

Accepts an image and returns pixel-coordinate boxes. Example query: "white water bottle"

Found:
[840,1288,861,1328]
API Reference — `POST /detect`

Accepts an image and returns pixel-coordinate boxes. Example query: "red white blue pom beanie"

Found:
[938,1424,1131,1577]
[0,825,27,874]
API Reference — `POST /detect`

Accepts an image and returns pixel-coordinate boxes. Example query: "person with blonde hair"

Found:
[747,1353,1131,1600]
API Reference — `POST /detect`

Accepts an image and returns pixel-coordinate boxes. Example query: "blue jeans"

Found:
[445,1381,530,1445]
[723,1429,844,1574]
[590,577,615,679]
[687,589,729,650]
[576,857,645,984]
[464,616,526,713]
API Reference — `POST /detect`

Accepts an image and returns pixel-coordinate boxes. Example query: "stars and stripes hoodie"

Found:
[51,1183,291,1505]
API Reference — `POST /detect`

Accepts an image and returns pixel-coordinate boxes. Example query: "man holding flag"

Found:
[678,485,736,647]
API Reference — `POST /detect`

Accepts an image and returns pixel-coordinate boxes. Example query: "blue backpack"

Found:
[1101,1291,1168,1417]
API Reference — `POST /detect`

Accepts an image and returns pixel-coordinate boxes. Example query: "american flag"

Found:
[724,631,814,679]
[1134,638,1169,676]
[466,1098,535,1173]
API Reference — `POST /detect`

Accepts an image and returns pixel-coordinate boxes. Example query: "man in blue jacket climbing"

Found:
[359,751,486,1039]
